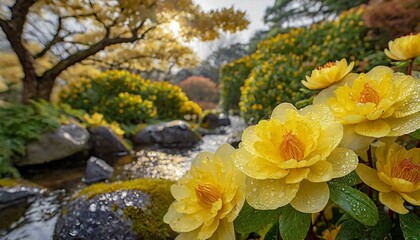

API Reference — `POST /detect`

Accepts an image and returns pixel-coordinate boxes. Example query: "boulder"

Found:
[89,127,129,156]
[55,178,176,240]
[15,124,89,166]
[134,120,201,147]
[83,157,114,184]
[0,179,46,208]
[200,113,231,130]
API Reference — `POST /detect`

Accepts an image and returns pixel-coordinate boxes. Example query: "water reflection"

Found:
[0,190,66,240]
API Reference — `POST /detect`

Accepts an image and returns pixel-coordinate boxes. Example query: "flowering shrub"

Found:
[60,70,202,124]
[165,34,420,239]
[82,113,125,137]
[219,56,253,112]
[220,7,388,123]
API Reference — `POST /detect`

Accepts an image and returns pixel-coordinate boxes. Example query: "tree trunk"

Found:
[36,77,55,100]
[21,70,38,103]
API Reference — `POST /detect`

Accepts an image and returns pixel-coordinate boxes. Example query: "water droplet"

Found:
[69,229,78,236]
[89,203,97,212]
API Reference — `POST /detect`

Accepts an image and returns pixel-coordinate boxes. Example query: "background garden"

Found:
[0,0,419,239]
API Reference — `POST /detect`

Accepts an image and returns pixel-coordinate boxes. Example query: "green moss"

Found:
[0,178,43,188]
[76,178,177,239]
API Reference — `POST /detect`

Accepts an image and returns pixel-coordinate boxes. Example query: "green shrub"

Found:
[220,7,388,123]
[60,70,202,124]
[0,100,62,178]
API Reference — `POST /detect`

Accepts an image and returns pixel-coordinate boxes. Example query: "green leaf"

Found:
[409,129,420,140]
[329,171,362,186]
[329,183,378,226]
[336,212,391,240]
[390,60,409,67]
[400,212,420,240]
[234,202,282,233]
[264,223,279,240]
[279,205,310,240]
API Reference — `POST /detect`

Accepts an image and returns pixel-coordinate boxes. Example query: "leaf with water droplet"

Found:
[329,183,378,226]
[336,212,391,240]
[234,202,282,234]
[399,212,420,240]
[329,171,362,186]
[279,205,310,240]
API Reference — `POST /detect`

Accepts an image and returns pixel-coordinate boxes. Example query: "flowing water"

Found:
[0,116,246,240]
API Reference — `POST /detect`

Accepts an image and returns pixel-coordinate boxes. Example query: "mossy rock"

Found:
[56,178,176,240]
[0,178,43,188]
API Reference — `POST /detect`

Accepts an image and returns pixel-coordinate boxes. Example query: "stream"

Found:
[0,116,246,240]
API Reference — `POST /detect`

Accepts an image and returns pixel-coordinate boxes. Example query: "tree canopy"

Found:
[0,0,249,102]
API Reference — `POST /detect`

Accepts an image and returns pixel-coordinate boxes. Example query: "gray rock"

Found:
[0,185,46,208]
[55,190,145,240]
[200,113,231,130]
[15,124,89,166]
[89,126,129,156]
[134,120,201,147]
[83,156,114,184]
[54,186,176,240]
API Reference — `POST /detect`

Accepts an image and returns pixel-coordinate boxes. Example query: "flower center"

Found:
[279,131,305,161]
[391,158,420,183]
[358,83,380,104]
[318,61,335,70]
[195,183,222,208]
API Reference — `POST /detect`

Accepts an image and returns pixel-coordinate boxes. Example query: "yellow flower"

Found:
[314,66,420,153]
[322,225,341,240]
[384,33,420,61]
[356,143,420,214]
[164,144,245,240]
[302,59,354,90]
[233,103,358,213]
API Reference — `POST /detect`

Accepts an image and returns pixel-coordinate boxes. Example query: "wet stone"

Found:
[0,185,46,208]
[83,156,114,184]
[55,190,150,240]
[133,120,201,148]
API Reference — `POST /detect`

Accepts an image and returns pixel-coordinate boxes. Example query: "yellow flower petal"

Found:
[171,184,192,200]
[174,200,202,214]
[286,168,311,184]
[164,204,204,232]
[365,66,394,80]
[354,119,391,137]
[356,164,391,192]
[271,103,297,121]
[290,180,329,213]
[198,218,219,240]
[209,219,235,240]
[302,59,354,90]
[175,228,200,240]
[387,112,420,136]
[401,190,420,206]
[327,147,358,178]
[340,125,375,154]
[384,33,420,61]
[245,177,299,210]
[390,178,416,193]
[379,191,408,214]
[307,160,333,182]
[233,148,289,179]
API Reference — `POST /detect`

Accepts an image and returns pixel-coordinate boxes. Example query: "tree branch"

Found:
[35,17,64,58]
[42,25,157,81]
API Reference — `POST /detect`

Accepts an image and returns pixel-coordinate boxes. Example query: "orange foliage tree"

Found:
[178,76,219,110]
[363,0,420,45]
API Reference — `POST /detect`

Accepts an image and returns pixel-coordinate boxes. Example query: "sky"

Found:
[192,0,274,59]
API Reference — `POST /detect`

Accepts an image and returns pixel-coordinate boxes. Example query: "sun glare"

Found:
[169,20,181,36]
